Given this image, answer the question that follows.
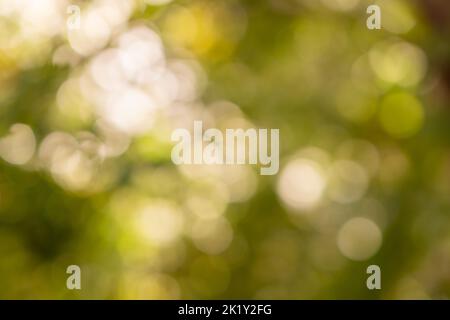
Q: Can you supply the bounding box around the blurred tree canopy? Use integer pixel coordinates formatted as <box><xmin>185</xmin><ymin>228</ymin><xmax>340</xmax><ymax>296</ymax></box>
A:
<box><xmin>0</xmin><ymin>0</ymin><xmax>449</xmax><ymax>299</ymax></box>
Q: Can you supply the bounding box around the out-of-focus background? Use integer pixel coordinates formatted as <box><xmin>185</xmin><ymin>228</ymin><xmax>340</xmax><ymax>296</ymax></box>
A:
<box><xmin>0</xmin><ymin>0</ymin><xmax>449</xmax><ymax>299</ymax></box>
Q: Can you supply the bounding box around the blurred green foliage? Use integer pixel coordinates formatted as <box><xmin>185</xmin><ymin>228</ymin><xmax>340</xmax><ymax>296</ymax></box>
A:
<box><xmin>0</xmin><ymin>0</ymin><xmax>449</xmax><ymax>299</ymax></box>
